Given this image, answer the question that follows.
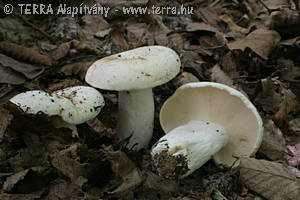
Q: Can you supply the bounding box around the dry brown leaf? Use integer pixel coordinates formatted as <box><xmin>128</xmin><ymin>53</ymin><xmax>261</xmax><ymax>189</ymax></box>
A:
<box><xmin>0</xmin><ymin>192</ymin><xmax>43</xmax><ymax>200</ymax></box>
<box><xmin>255</xmin><ymin>78</ymin><xmax>297</xmax><ymax>121</ymax></box>
<box><xmin>228</xmin><ymin>28</ymin><xmax>281</xmax><ymax>60</ymax></box>
<box><xmin>173</xmin><ymin>72</ymin><xmax>199</xmax><ymax>87</ymax></box>
<box><xmin>259</xmin><ymin>119</ymin><xmax>286</xmax><ymax>160</ymax></box>
<box><xmin>105</xmin><ymin>148</ymin><xmax>143</xmax><ymax>195</ymax></box>
<box><xmin>51</xmin><ymin>144</ymin><xmax>88</xmax><ymax>187</ymax></box>
<box><xmin>86</xmin><ymin>117</ymin><xmax>116</xmax><ymax>137</ymax></box>
<box><xmin>276</xmin><ymin>58</ymin><xmax>300</xmax><ymax>81</ymax></box>
<box><xmin>44</xmin><ymin>179</ymin><xmax>83</xmax><ymax>200</ymax></box>
<box><xmin>0</xmin><ymin>106</ymin><xmax>13</xmax><ymax>139</ymax></box>
<box><xmin>239</xmin><ymin>157</ymin><xmax>300</xmax><ymax>200</ymax></box>
<box><xmin>267</xmin><ymin>8</ymin><xmax>300</xmax><ymax>35</ymax></box>
<box><xmin>111</xmin><ymin>22</ymin><xmax>130</xmax><ymax>50</ymax></box>
<box><xmin>60</xmin><ymin>61</ymin><xmax>93</xmax><ymax>80</ymax></box>
<box><xmin>52</xmin><ymin>41</ymin><xmax>72</xmax><ymax>61</ymax></box>
<box><xmin>288</xmin><ymin>166</ymin><xmax>300</xmax><ymax>178</ymax></box>
<box><xmin>3</xmin><ymin>167</ymin><xmax>51</xmax><ymax>193</ymax></box>
<box><xmin>0</xmin><ymin>42</ymin><xmax>56</xmax><ymax>66</ymax></box>
<box><xmin>264</xmin><ymin>0</ymin><xmax>290</xmax><ymax>10</ymax></box>
<box><xmin>0</xmin><ymin>66</ymin><xmax>26</xmax><ymax>85</ymax></box>
<box><xmin>80</xmin><ymin>14</ymin><xmax>110</xmax><ymax>37</ymax></box>
<box><xmin>211</xmin><ymin>64</ymin><xmax>234</xmax><ymax>87</ymax></box>
<box><xmin>125</xmin><ymin>22</ymin><xmax>154</xmax><ymax>47</ymax></box>
<box><xmin>280</xmin><ymin>36</ymin><xmax>300</xmax><ymax>46</ymax></box>
<box><xmin>219</xmin><ymin>14</ymin><xmax>248</xmax><ymax>33</ymax></box>
<box><xmin>194</xmin><ymin>7</ymin><xmax>222</xmax><ymax>31</ymax></box>
<box><xmin>0</xmin><ymin>54</ymin><xmax>44</xmax><ymax>79</ymax></box>
<box><xmin>273</xmin><ymin>87</ymin><xmax>298</xmax><ymax>124</ymax></box>
<box><xmin>3</xmin><ymin>169</ymin><xmax>29</xmax><ymax>192</ymax></box>
<box><xmin>285</xmin><ymin>143</ymin><xmax>300</xmax><ymax>167</ymax></box>
<box><xmin>185</xmin><ymin>22</ymin><xmax>219</xmax><ymax>33</ymax></box>
<box><xmin>288</xmin><ymin>118</ymin><xmax>300</xmax><ymax>135</ymax></box>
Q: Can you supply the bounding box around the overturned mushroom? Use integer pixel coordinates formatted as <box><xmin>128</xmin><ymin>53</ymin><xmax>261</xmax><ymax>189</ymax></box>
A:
<box><xmin>85</xmin><ymin>46</ymin><xmax>181</xmax><ymax>150</ymax></box>
<box><xmin>151</xmin><ymin>82</ymin><xmax>263</xmax><ymax>179</ymax></box>
<box><xmin>9</xmin><ymin>86</ymin><xmax>105</xmax><ymax>137</ymax></box>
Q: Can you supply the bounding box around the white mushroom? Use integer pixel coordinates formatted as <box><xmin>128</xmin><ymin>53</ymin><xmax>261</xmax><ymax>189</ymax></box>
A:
<box><xmin>9</xmin><ymin>86</ymin><xmax>105</xmax><ymax>137</ymax></box>
<box><xmin>85</xmin><ymin>46</ymin><xmax>181</xmax><ymax>150</ymax></box>
<box><xmin>151</xmin><ymin>82</ymin><xmax>263</xmax><ymax>178</ymax></box>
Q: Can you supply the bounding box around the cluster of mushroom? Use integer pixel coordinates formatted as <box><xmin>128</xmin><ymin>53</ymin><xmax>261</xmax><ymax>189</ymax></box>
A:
<box><xmin>8</xmin><ymin>45</ymin><xmax>264</xmax><ymax>179</ymax></box>
<box><xmin>9</xmin><ymin>86</ymin><xmax>105</xmax><ymax>137</ymax></box>
<box><xmin>84</xmin><ymin>46</ymin><xmax>263</xmax><ymax>179</ymax></box>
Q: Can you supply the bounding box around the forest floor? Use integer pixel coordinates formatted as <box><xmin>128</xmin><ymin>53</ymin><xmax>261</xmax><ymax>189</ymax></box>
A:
<box><xmin>0</xmin><ymin>0</ymin><xmax>300</xmax><ymax>199</ymax></box>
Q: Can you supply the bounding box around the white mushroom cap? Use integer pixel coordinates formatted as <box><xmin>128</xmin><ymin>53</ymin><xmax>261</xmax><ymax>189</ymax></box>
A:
<box><xmin>85</xmin><ymin>46</ymin><xmax>181</xmax><ymax>91</ymax></box>
<box><xmin>9</xmin><ymin>86</ymin><xmax>104</xmax><ymax>125</ymax></box>
<box><xmin>9</xmin><ymin>90</ymin><xmax>60</xmax><ymax>116</ymax></box>
<box><xmin>160</xmin><ymin>82</ymin><xmax>263</xmax><ymax>167</ymax></box>
<box><xmin>151</xmin><ymin>120</ymin><xmax>228</xmax><ymax>178</ymax></box>
<box><xmin>54</xmin><ymin>86</ymin><xmax>104</xmax><ymax>124</ymax></box>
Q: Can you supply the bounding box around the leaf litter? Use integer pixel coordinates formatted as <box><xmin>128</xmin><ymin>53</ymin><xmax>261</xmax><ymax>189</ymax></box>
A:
<box><xmin>1</xmin><ymin>0</ymin><xmax>300</xmax><ymax>199</ymax></box>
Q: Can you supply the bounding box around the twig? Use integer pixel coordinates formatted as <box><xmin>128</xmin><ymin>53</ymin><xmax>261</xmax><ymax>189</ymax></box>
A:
<box><xmin>257</xmin><ymin>0</ymin><xmax>272</xmax><ymax>14</ymax></box>
<box><xmin>16</xmin><ymin>14</ymin><xmax>55</xmax><ymax>43</ymax></box>
<box><xmin>0</xmin><ymin>1</ymin><xmax>55</xmax><ymax>43</ymax></box>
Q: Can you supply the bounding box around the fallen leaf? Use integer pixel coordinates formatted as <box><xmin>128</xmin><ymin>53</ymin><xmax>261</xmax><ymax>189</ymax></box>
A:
<box><xmin>0</xmin><ymin>192</ymin><xmax>43</xmax><ymax>200</ymax></box>
<box><xmin>173</xmin><ymin>72</ymin><xmax>199</xmax><ymax>87</ymax></box>
<box><xmin>280</xmin><ymin>36</ymin><xmax>300</xmax><ymax>47</ymax></box>
<box><xmin>239</xmin><ymin>157</ymin><xmax>300</xmax><ymax>200</ymax></box>
<box><xmin>259</xmin><ymin>119</ymin><xmax>286</xmax><ymax>160</ymax></box>
<box><xmin>255</xmin><ymin>78</ymin><xmax>297</xmax><ymax>120</ymax></box>
<box><xmin>181</xmin><ymin>51</ymin><xmax>211</xmax><ymax>80</ymax></box>
<box><xmin>211</xmin><ymin>64</ymin><xmax>247</xmax><ymax>97</ymax></box>
<box><xmin>194</xmin><ymin>7</ymin><xmax>222</xmax><ymax>31</ymax></box>
<box><xmin>3</xmin><ymin>167</ymin><xmax>52</xmax><ymax>193</ymax></box>
<box><xmin>0</xmin><ymin>66</ymin><xmax>25</xmax><ymax>85</ymax></box>
<box><xmin>0</xmin><ymin>16</ymin><xmax>38</xmax><ymax>43</ymax></box>
<box><xmin>285</xmin><ymin>143</ymin><xmax>300</xmax><ymax>167</ymax></box>
<box><xmin>273</xmin><ymin>86</ymin><xmax>298</xmax><ymax>125</ymax></box>
<box><xmin>3</xmin><ymin>169</ymin><xmax>29</xmax><ymax>192</ymax></box>
<box><xmin>52</xmin><ymin>41</ymin><xmax>72</xmax><ymax>61</ymax></box>
<box><xmin>211</xmin><ymin>64</ymin><xmax>234</xmax><ymax>87</ymax></box>
<box><xmin>0</xmin><ymin>106</ymin><xmax>13</xmax><ymax>139</ymax></box>
<box><xmin>104</xmin><ymin>148</ymin><xmax>143</xmax><ymax>195</ymax></box>
<box><xmin>111</xmin><ymin>22</ymin><xmax>130</xmax><ymax>50</ymax></box>
<box><xmin>44</xmin><ymin>179</ymin><xmax>84</xmax><ymax>200</ymax></box>
<box><xmin>86</xmin><ymin>117</ymin><xmax>116</xmax><ymax>137</ymax></box>
<box><xmin>276</xmin><ymin>58</ymin><xmax>300</xmax><ymax>81</ymax></box>
<box><xmin>288</xmin><ymin>118</ymin><xmax>300</xmax><ymax>135</ymax></box>
<box><xmin>50</xmin><ymin>16</ymin><xmax>78</xmax><ymax>40</ymax></box>
<box><xmin>80</xmin><ymin>14</ymin><xmax>110</xmax><ymax>37</ymax></box>
<box><xmin>51</xmin><ymin>144</ymin><xmax>88</xmax><ymax>187</ymax></box>
<box><xmin>228</xmin><ymin>28</ymin><xmax>281</xmax><ymax>60</ymax></box>
<box><xmin>267</xmin><ymin>8</ymin><xmax>300</xmax><ymax>35</ymax></box>
<box><xmin>125</xmin><ymin>22</ymin><xmax>154</xmax><ymax>47</ymax></box>
<box><xmin>185</xmin><ymin>22</ymin><xmax>220</xmax><ymax>33</ymax></box>
<box><xmin>264</xmin><ymin>0</ymin><xmax>290</xmax><ymax>10</ymax></box>
<box><xmin>0</xmin><ymin>54</ymin><xmax>44</xmax><ymax>79</ymax></box>
<box><xmin>288</xmin><ymin>166</ymin><xmax>300</xmax><ymax>179</ymax></box>
<box><xmin>60</xmin><ymin>61</ymin><xmax>93</xmax><ymax>80</ymax></box>
<box><xmin>0</xmin><ymin>42</ymin><xmax>55</xmax><ymax>67</ymax></box>
<box><xmin>219</xmin><ymin>14</ymin><xmax>248</xmax><ymax>33</ymax></box>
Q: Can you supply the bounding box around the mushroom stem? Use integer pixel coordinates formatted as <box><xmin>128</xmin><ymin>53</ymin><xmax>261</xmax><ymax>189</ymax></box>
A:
<box><xmin>151</xmin><ymin>120</ymin><xmax>228</xmax><ymax>179</ymax></box>
<box><xmin>52</xmin><ymin>117</ymin><xmax>79</xmax><ymax>138</ymax></box>
<box><xmin>118</xmin><ymin>88</ymin><xmax>154</xmax><ymax>150</ymax></box>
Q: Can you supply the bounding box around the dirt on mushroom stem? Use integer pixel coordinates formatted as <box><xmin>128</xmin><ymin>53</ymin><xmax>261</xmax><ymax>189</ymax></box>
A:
<box><xmin>152</xmin><ymin>148</ymin><xmax>189</xmax><ymax>180</ymax></box>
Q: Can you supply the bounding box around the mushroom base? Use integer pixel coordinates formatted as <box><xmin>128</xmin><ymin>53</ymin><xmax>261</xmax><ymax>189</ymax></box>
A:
<box><xmin>118</xmin><ymin>89</ymin><xmax>154</xmax><ymax>150</ymax></box>
<box><xmin>151</xmin><ymin>120</ymin><xmax>228</xmax><ymax>179</ymax></box>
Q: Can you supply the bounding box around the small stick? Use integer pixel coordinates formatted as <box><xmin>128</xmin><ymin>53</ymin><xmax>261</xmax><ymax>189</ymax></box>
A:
<box><xmin>0</xmin><ymin>1</ymin><xmax>55</xmax><ymax>43</ymax></box>
<box><xmin>257</xmin><ymin>0</ymin><xmax>272</xmax><ymax>14</ymax></box>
